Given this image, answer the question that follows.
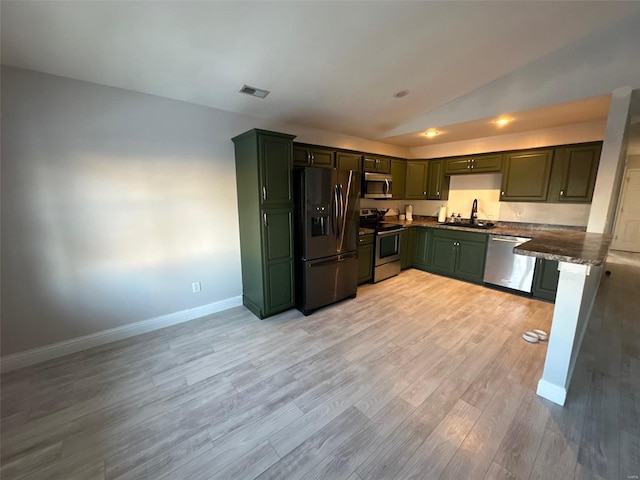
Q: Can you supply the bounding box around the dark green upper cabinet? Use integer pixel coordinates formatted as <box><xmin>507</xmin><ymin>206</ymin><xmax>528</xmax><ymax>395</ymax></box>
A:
<box><xmin>548</xmin><ymin>142</ymin><xmax>601</xmax><ymax>203</ymax></box>
<box><xmin>391</xmin><ymin>159</ymin><xmax>407</xmax><ymax>199</ymax></box>
<box><xmin>336</xmin><ymin>151</ymin><xmax>362</xmax><ymax>172</ymax></box>
<box><xmin>500</xmin><ymin>149</ymin><xmax>554</xmax><ymax>202</ymax></box>
<box><xmin>444</xmin><ymin>153</ymin><xmax>502</xmax><ymax>174</ymax></box>
<box><xmin>363</xmin><ymin>156</ymin><xmax>391</xmax><ymax>174</ymax></box>
<box><xmin>261</xmin><ymin>135</ymin><xmax>295</xmax><ymax>206</ymax></box>
<box><xmin>426</xmin><ymin>160</ymin><xmax>449</xmax><ymax>200</ymax></box>
<box><xmin>293</xmin><ymin>144</ymin><xmax>334</xmax><ymax>168</ymax></box>
<box><xmin>405</xmin><ymin>161</ymin><xmax>428</xmax><ymax>199</ymax></box>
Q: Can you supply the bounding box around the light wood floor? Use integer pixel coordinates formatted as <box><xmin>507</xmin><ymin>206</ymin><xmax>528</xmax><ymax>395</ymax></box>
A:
<box><xmin>1</xmin><ymin>254</ymin><xmax>638</xmax><ymax>480</ymax></box>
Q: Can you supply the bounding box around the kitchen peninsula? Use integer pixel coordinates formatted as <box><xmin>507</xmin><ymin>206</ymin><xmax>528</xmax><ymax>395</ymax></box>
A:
<box><xmin>369</xmin><ymin>216</ymin><xmax>612</xmax><ymax>405</ymax></box>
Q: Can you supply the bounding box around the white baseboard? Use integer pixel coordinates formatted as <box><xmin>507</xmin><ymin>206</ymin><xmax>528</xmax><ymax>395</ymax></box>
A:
<box><xmin>0</xmin><ymin>296</ymin><xmax>242</xmax><ymax>373</ymax></box>
<box><xmin>536</xmin><ymin>379</ymin><xmax>567</xmax><ymax>406</ymax></box>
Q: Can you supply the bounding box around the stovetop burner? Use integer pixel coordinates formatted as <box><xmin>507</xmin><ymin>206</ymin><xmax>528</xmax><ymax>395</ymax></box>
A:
<box><xmin>360</xmin><ymin>210</ymin><xmax>402</xmax><ymax>232</ymax></box>
<box><xmin>376</xmin><ymin>222</ymin><xmax>403</xmax><ymax>232</ymax></box>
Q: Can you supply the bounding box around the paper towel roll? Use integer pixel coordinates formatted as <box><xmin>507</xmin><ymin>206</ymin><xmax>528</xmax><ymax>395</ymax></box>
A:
<box><xmin>438</xmin><ymin>205</ymin><xmax>447</xmax><ymax>223</ymax></box>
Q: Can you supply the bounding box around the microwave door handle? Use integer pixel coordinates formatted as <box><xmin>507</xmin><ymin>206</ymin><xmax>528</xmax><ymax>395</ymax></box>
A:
<box><xmin>383</xmin><ymin>179</ymin><xmax>389</xmax><ymax>195</ymax></box>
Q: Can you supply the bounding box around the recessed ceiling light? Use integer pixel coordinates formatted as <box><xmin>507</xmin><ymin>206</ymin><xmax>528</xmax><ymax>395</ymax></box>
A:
<box><xmin>424</xmin><ymin>130</ymin><xmax>439</xmax><ymax>138</ymax></box>
<box><xmin>239</xmin><ymin>84</ymin><xmax>270</xmax><ymax>99</ymax></box>
<box><xmin>493</xmin><ymin>117</ymin><xmax>512</xmax><ymax>126</ymax></box>
<box><xmin>393</xmin><ymin>90</ymin><xmax>410</xmax><ymax>98</ymax></box>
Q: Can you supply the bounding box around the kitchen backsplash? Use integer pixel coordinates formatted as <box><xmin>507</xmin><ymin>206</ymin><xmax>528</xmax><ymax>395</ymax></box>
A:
<box><xmin>360</xmin><ymin>172</ymin><xmax>591</xmax><ymax>226</ymax></box>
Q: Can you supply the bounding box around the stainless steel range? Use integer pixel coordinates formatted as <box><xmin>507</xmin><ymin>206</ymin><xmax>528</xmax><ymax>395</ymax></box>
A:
<box><xmin>360</xmin><ymin>209</ymin><xmax>403</xmax><ymax>283</ymax></box>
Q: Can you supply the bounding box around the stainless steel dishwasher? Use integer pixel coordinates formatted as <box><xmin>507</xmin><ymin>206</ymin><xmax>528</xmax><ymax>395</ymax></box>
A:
<box><xmin>483</xmin><ymin>235</ymin><xmax>535</xmax><ymax>293</ymax></box>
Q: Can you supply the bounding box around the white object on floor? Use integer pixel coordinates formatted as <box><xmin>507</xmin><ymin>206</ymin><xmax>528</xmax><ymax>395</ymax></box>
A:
<box><xmin>523</xmin><ymin>331</ymin><xmax>540</xmax><ymax>343</ymax></box>
<box><xmin>533</xmin><ymin>329</ymin><xmax>548</xmax><ymax>341</ymax></box>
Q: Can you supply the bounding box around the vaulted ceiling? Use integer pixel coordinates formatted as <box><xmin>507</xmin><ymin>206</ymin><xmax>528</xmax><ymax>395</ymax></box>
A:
<box><xmin>2</xmin><ymin>1</ymin><xmax>639</xmax><ymax>146</ymax></box>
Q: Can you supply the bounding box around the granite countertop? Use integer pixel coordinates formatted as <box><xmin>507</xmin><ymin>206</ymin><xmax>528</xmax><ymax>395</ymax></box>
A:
<box><xmin>359</xmin><ymin>227</ymin><xmax>375</xmax><ymax>235</ymax></box>
<box><xmin>360</xmin><ymin>215</ymin><xmax>612</xmax><ymax>266</ymax></box>
<box><xmin>512</xmin><ymin>231</ymin><xmax>612</xmax><ymax>266</ymax></box>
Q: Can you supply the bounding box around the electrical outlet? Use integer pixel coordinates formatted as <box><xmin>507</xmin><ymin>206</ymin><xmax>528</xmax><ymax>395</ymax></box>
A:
<box><xmin>192</xmin><ymin>282</ymin><xmax>201</xmax><ymax>293</ymax></box>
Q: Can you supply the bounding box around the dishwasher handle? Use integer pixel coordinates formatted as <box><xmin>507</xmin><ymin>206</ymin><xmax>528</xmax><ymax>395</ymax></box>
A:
<box><xmin>490</xmin><ymin>235</ymin><xmax>531</xmax><ymax>245</ymax></box>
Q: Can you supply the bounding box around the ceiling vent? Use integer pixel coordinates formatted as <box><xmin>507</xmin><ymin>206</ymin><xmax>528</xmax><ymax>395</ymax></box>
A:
<box><xmin>239</xmin><ymin>85</ymin><xmax>270</xmax><ymax>99</ymax></box>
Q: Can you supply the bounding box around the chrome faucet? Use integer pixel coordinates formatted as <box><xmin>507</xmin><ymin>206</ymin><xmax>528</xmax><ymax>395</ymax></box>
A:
<box><xmin>470</xmin><ymin>198</ymin><xmax>478</xmax><ymax>224</ymax></box>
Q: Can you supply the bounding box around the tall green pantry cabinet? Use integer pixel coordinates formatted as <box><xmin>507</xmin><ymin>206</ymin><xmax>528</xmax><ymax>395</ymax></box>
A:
<box><xmin>232</xmin><ymin>129</ymin><xmax>296</xmax><ymax>319</ymax></box>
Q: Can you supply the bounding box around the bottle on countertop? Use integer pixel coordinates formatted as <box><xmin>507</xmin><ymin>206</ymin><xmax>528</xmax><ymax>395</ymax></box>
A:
<box><xmin>405</xmin><ymin>204</ymin><xmax>413</xmax><ymax>221</ymax></box>
<box><xmin>450</xmin><ymin>213</ymin><xmax>456</xmax><ymax>223</ymax></box>
<box><xmin>456</xmin><ymin>213</ymin><xmax>462</xmax><ymax>223</ymax></box>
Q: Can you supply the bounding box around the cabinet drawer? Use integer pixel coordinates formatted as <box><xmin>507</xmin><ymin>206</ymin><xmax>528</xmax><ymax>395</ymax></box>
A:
<box><xmin>359</xmin><ymin>233</ymin><xmax>374</xmax><ymax>246</ymax></box>
<box><xmin>432</xmin><ymin>228</ymin><xmax>488</xmax><ymax>244</ymax></box>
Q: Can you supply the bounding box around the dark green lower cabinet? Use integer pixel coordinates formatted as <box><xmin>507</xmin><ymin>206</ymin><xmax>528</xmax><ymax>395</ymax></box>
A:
<box><xmin>454</xmin><ymin>240</ymin><xmax>487</xmax><ymax>282</ymax></box>
<box><xmin>413</xmin><ymin>228</ymin><xmax>430</xmax><ymax>270</ymax></box>
<box><xmin>400</xmin><ymin>229</ymin><xmax>408</xmax><ymax>269</ymax></box>
<box><xmin>265</xmin><ymin>260</ymin><xmax>295</xmax><ymax>313</ymax></box>
<box><xmin>532</xmin><ymin>258</ymin><xmax>560</xmax><ymax>302</ymax></box>
<box><xmin>428</xmin><ymin>230</ymin><xmax>487</xmax><ymax>283</ymax></box>
<box><xmin>428</xmin><ymin>236</ymin><xmax>457</xmax><ymax>275</ymax></box>
<box><xmin>358</xmin><ymin>234</ymin><xmax>374</xmax><ymax>284</ymax></box>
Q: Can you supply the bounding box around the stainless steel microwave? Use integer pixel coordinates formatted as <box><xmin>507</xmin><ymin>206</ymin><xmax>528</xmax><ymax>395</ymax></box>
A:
<box><xmin>363</xmin><ymin>172</ymin><xmax>393</xmax><ymax>199</ymax></box>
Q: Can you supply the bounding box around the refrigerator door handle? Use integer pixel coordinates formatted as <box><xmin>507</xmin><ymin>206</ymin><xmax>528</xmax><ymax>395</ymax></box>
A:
<box><xmin>333</xmin><ymin>184</ymin><xmax>340</xmax><ymax>240</ymax></box>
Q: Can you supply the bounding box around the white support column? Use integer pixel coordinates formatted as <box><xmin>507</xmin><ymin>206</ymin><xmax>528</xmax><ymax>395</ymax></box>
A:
<box><xmin>536</xmin><ymin>261</ymin><xmax>602</xmax><ymax>405</ymax></box>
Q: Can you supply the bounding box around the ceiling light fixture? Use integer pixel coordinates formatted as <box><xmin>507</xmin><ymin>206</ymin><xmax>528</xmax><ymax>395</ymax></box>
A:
<box><xmin>424</xmin><ymin>130</ymin><xmax>439</xmax><ymax>138</ymax></box>
<box><xmin>493</xmin><ymin>117</ymin><xmax>511</xmax><ymax>126</ymax></box>
<box><xmin>393</xmin><ymin>90</ymin><xmax>410</xmax><ymax>98</ymax></box>
<box><xmin>239</xmin><ymin>84</ymin><xmax>270</xmax><ymax>99</ymax></box>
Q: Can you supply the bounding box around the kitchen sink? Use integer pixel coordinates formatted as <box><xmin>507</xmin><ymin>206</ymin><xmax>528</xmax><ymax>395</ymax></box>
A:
<box><xmin>445</xmin><ymin>222</ymin><xmax>495</xmax><ymax>229</ymax></box>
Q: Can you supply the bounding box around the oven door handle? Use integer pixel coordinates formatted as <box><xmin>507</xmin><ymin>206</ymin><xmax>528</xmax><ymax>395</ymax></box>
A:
<box><xmin>377</xmin><ymin>228</ymin><xmax>404</xmax><ymax>236</ymax></box>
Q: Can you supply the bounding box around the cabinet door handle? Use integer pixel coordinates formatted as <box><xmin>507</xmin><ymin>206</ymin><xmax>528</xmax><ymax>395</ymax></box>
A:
<box><xmin>470</xmin><ymin>165</ymin><xmax>474</xmax><ymax>169</ymax></box>
<box><xmin>262</xmin><ymin>187</ymin><xmax>267</xmax><ymax>201</ymax></box>
<box><xmin>423</xmin><ymin>191</ymin><xmax>426</xmax><ymax>195</ymax></box>
<box><xmin>311</xmin><ymin>153</ymin><xmax>315</xmax><ymax>163</ymax></box>
<box><xmin>263</xmin><ymin>213</ymin><xmax>268</xmax><ymax>227</ymax></box>
<box><xmin>560</xmin><ymin>190</ymin><xmax>564</xmax><ymax>196</ymax></box>
<box><xmin>436</xmin><ymin>191</ymin><xmax>439</xmax><ymax>196</ymax></box>
<box><xmin>501</xmin><ymin>191</ymin><xmax>505</xmax><ymax>196</ymax></box>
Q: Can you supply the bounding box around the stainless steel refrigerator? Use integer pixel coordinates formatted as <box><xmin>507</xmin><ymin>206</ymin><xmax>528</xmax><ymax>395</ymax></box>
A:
<box><xmin>293</xmin><ymin>167</ymin><xmax>360</xmax><ymax>315</ymax></box>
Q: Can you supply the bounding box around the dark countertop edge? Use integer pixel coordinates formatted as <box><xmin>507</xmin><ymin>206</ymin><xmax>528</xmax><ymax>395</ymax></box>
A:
<box><xmin>359</xmin><ymin>216</ymin><xmax>611</xmax><ymax>266</ymax></box>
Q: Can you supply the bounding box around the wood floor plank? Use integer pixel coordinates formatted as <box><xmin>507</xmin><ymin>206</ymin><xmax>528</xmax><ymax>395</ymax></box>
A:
<box><xmin>438</xmin><ymin>379</ymin><xmax>527</xmax><ymax>480</ymax></box>
<box><xmin>355</xmin><ymin>377</ymin><xmax>471</xmax><ymax>480</ymax></box>
<box><xmin>208</xmin><ymin>441</ymin><xmax>280</xmax><ymax>480</ymax></box>
<box><xmin>577</xmin><ymin>371</ymin><xmax>621</xmax><ymax>480</ymax></box>
<box><xmin>483</xmin><ymin>462</ymin><xmax>520</xmax><ymax>480</ymax></box>
<box><xmin>300</xmin><ymin>397</ymin><xmax>414</xmax><ymax>480</ymax></box>
<box><xmin>492</xmin><ymin>394</ymin><xmax>552</xmax><ymax>479</ymax></box>
<box><xmin>256</xmin><ymin>406</ymin><xmax>369</xmax><ymax>480</ymax></box>
<box><xmin>393</xmin><ymin>399</ymin><xmax>481</xmax><ymax>480</ymax></box>
<box><xmin>529</xmin><ymin>428</ymin><xmax>578</xmax><ymax>480</ymax></box>
<box><xmin>106</xmin><ymin>429</ymin><xmax>212</xmax><ymax>480</ymax></box>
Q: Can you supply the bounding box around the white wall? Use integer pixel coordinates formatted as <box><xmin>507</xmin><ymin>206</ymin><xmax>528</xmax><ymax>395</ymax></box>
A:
<box><xmin>0</xmin><ymin>66</ymin><xmax>409</xmax><ymax>356</ymax></box>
